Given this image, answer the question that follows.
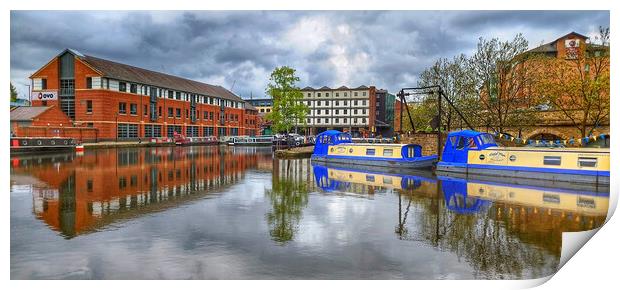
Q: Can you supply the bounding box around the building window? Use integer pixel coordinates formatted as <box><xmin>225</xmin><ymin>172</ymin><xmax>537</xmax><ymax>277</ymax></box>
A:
<box><xmin>118</xmin><ymin>102</ymin><xmax>127</xmax><ymax>114</ymax></box>
<box><xmin>354</xmin><ymin>100</ymin><xmax>359</xmax><ymax>106</ymax></box>
<box><xmin>176</xmin><ymin>108</ymin><xmax>181</xmax><ymax>118</ymax></box>
<box><xmin>344</xmin><ymin>109</ymin><xmax>348</xmax><ymax>114</ymax></box>
<box><xmin>362</xmin><ymin>100</ymin><xmax>366</xmax><ymax>106</ymax></box>
<box><xmin>86</xmin><ymin>77</ymin><xmax>92</xmax><ymax>89</ymax></box>
<box><xmin>168</xmin><ymin>107</ymin><xmax>174</xmax><ymax>117</ymax></box>
<box><xmin>362</xmin><ymin>118</ymin><xmax>366</xmax><ymax>123</ymax></box>
<box><xmin>344</xmin><ymin>101</ymin><xmax>348</xmax><ymax>106</ymax></box>
<box><xmin>176</xmin><ymin>92</ymin><xmax>181</xmax><ymax>100</ymax></box>
<box><xmin>335</xmin><ymin>119</ymin><xmax>339</xmax><ymax>124</ymax></box>
<box><xmin>119</xmin><ymin>82</ymin><xmax>127</xmax><ymax>92</ymax></box>
<box><xmin>344</xmin><ymin>92</ymin><xmax>347</xmax><ymax>97</ymax></box>
<box><xmin>86</xmin><ymin>100</ymin><xmax>93</xmax><ymax>113</ymax></box>
<box><xmin>144</xmin><ymin>105</ymin><xmax>148</xmax><ymax>116</ymax></box>
<box><xmin>354</xmin><ymin>118</ymin><xmax>358</xmax><ymax>124</ymax></box>
<box><xmin>362</xmin><ymin>109</ymin><xmax>366</xmax><ymax>114</ymax></box>
<box><xmin>335</xmin><ymin>100</ymin><xmax>339</xmax><ymax>106</ymax></box>
<box><xmin>117</xmin><ymin>123</ymin><xmax>138</xmax><ymax>139</ymax></box>
<box><xmin>363</xmin><ymin>92</ymin><xmax>367</xmax><ymax>96</ymax></box>
<box><xmin>204</xmin><ymin>111</ymin><xmax>208</xmax><ymax>119</ymax></box>
<box><xmin>335</xmin><ymin>109</ymin><xmax>339</xmax><ymax>115</ymax></box>
<box><xmin>326</xmin><ymin>101</ymin><xmax>330</xmax><ymax>106</ymax></box>
<box><xmin>354</xmin><ymin>92</ymin><xmax>358</xmax><ymax>97</ymax></box>
<box><xmin>158</xmin><ymin>106</ymin><xmax>162</xmax><ymax>117</ymax></box>
<box><xmin>210</xmin><ymin>112</ymin><xmax>214</xmax><ymax>120</ymax></box>
<box><xmin>317</xmin><ymin>119</ymin><xmax>321</xmax><ymax>124</ymax></box>
<box><xmin>130</xmin><ymin>103</ymin><xmax>137</xmax><ymax>115</ymax></box>
<box><xmin>130</xmin><ymin>84</ymin><xmax>138</xmax><ymax>94</ymax></box>
<box><xmin>186</xmin><ymin>109</ymin><xmax>189</xmax><ymax>118</ymax></box>
<box><xmin>354</xmin><ymin>109</ymin><xmax>358</xmax><ymax>114</ymax></box>
<box><xmin>41</xmin><ymin>79</ymin><xmax>47</xmax><ymax>90</ymax></box>
<box><xmin>326</xmin><ymin>93</ymin><xmax>329</xmax><ymax>97</ymax></box>
<box><xmin>324</xmin><ymin>118</ymin><xmax>328</xmax><ymax>123</ymax></box>
<box><xmin>318</xmin><ymin>100</ymin><xmax>322</xmax><ymax>106</ymax></box>
<box><xmin>336</xmin><ymin>93</ymin><xmax>339</xmax><ymax>97</ymax></box>
<box><xmin>144</xmin><ymin>125</ymin><xmax>162</xmax><ymax>138</ymax></box>
<box><xmin>343</xmin><ymin>118</ymin><xmax>348</xmax><ymax>123</ymax></box>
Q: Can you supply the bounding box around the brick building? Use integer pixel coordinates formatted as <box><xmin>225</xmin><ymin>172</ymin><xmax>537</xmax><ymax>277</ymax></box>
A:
<box><xmin>24</xmin><ymin>48</ymin><xmax>259</xmax><ymax>141</ymax></box>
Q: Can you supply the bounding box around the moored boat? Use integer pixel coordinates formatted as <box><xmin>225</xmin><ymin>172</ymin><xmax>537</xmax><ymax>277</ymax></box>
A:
<box><xmin>174</xmin><ymin>133</ymin><xmax>219</xmax><ymax>146</ymax></box>
<box><xmin>436</xmin><ymin>130</ymin><xmax>610</xmax><ymax>185</ymax></box>
<box><xmin>311</xmin><ymin>130</ymin><xmax>437</xmax><ymax>169</ymax></box>
<box><xmin>227</xmin><ymin>136</ymin><xmax>274</xmax><ymax>146</ymax></box>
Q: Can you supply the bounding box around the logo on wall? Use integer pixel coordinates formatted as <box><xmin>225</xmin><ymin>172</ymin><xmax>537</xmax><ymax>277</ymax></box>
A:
<box><xmin>31</xmin><ymin>91</ymin><xmax>58</xmax><ymax>101</ymax></box>
<box><xmin>565</xmin><ymin>38</ymin><xmax>581</xmax><ymax>59</ymax></box>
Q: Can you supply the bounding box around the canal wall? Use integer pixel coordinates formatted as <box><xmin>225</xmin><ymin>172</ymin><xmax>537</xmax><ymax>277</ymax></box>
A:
<box><xmin>400</xmin><ymin>133</ymin><xmax>440</xmax><ymax>156</ymax></box>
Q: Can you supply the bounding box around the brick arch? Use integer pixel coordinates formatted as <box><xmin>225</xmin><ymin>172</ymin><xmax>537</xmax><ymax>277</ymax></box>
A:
<box><xmin>523</xmin><ymin>128</ymin><xmax>569</xmax><ymax>140</ymax></box>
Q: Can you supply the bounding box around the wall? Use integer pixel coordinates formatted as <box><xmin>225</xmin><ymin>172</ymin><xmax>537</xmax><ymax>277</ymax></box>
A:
<box><xmin>400</xmin><ymin>132</ymin><xmax>440</xmax><ymax>156</ymax></box>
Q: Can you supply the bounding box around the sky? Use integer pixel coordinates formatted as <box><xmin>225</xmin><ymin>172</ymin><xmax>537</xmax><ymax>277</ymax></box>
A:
<box><xmin>10</xmin><ymin>10</ymin><xmax>609</xmax><ymax>100</ymax></box>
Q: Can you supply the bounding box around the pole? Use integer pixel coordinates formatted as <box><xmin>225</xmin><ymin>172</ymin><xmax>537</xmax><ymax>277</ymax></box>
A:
<box><xmin>398</xmin><ymin>89</ymin><xmax>404</xmax><ymax>134</ymax></box>
<box><xmin>437</xmin><ymin>89</ymin><xmax>442</xmax><ymax>158</ymax></box>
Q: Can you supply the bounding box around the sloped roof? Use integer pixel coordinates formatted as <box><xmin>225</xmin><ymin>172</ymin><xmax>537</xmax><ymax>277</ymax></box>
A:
<box><xmin>301</xmin><ymin>85</ymin><xmax>371</xmax><ymax>91</ymax></box>
<box><xmin>527</xmin><ymin>31</ymin><xmax>590</xmax><ymax>54</ymax></box>
<box><xmin>10</xmin><ymin>106</ymin><xmax>51</xmax><ymax>121</ymax></box>
<box><xmin>319</xmin><ymin>86</ymin><xmax>331</xmax><ymax>90</ymax></box>
<box><xmin>44</xmin><ymin>49</ymin><xmax>243</xmax><ymax>102</ymax></box>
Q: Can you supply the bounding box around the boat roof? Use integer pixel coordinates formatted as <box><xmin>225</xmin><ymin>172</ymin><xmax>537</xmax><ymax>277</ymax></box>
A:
<box><xmin>447</xmin><ymin>130</ymin><xmax>489</xmax><ymax>138</ymax></box>
<box><xmin>317</xmin><ymin>130</ymin><xmax>348</xmax><ymax>137</ymax></box>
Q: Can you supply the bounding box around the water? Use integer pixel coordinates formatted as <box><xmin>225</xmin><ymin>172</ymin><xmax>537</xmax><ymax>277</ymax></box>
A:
<box><xmin>10</xmin><ymin>146</ymin><xmax>609</xmax><ymax>279</ymax></box>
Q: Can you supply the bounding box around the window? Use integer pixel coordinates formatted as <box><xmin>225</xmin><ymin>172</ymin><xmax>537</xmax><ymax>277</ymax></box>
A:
<box><xmin>344</xmin><ymin>92</ymin><xmax>347</xmax><ymax>97</ymax></box>
<box><xmin>335</xmin><ymin>100</ymin><xmax>339</xmax><ymax>106</ymax></box>
<box><xmin>158</xmin><ymin>106</ymin><xmax>162</xmax><ymax>117</ymax></box>
<box><xmin>86</xmin><ymin>77</ymin><xmax>92</xmax><ymax>89</ymax></box>
<box><xmin>326</xmin><ymin>101</ymin><xmax>330</xmax><ymax>106</ymax></box>
<box><xmin>87</xmin><ymin>180</ymin><xmax>93</xmax><ymax>192</ymax></box>
<box><xmin>204</xmin><ymin>111</ymin><xmax>208</xmax><ymax>119</ymax></box>
<box><xmin>318</xmin><ymin>93</ymin><xmax>321</xmax><ymax>97</ymax></box>
<box><xmin>144</xmin><ymin>105</ymin><xmax>148</xmax><ymax>116</ymax></box>
<box><xmin>41</xmin><ymin>79</ymin><xmax>47</xmax><ymax>90</ymax></box>
<box><xmin>362</xmin><ymin>92</ymin><xmax>367</xmax><ymax>96</ymax></box>
<box><xmin>317</xmin><ymin>119</ymin><xmax>321</xmax><ymax>124</ymax></box>
<box><xmin>354</xmin><ymin>118</ymin><xmax>358</xmax><ymax>124</ymax></box>
<box><xmin>335</xmin><ymin>109</ymin><xmax>339</xmax><ymax>115</ymax></box>
<box><xmin>118</xmin><ymin>102</ymin><xmax>127</xmax><ymax>114</ymax></box>
<box><xmin>362</xmin><ymin>118</ymin><xmax>366</xmax><ymax>123</ymax></box>
<box><xmin>366</xmin><ymin>148</ymin><xmax>375</xmax><ymax>155</ymax></box>
<box><xmin>324</xmin><ymin>118</ymin><xmax>328</xmax><ymax>123</ymax></box>
<box><xmin>168</xmin><ymin>107</ymin><xmax>174</xmax><ymax>117</ymax></box>
<box><xmin>117</xmin><ymin>123</ymin><xmax>138</xmax><ymax>139</ymax></box>
<box><xmin>343</xmin><ymin>109</ymin><xmax>348</xmax><ymax>114</ymax></box>
<box><xmin>318</xmin><ymin>100</ymin><xmax>322</xmax><ymax>106</ymax></box>
<box><xmin>354</xmin><ymin>100</ymin><xmax>358</xmax><ymax>106</ymax></box>
<box><xmin>209</xmin><ymin>112</ymin><xmax>214</xmax><ymax>120</ymax></box>
<box><xmin>456</xmin><ymin>137</ymin><xmax>467</xmax><ymax>150</ymax></box>
<box><xmin>130</xmin><ymin>84</ymin><xmax>138</xmax><ymax>94</ymax></box>
<box><xmin>326</xmin><ymin>93</ymin><xmax>330</xmax><ymax>97</ymax></box>
<box><xmin>354</xmin><ymin>92</ymin><xmax>358</xmax><ymax>97</ymax></box>
<box><xmin>335</xmin><ymin>119</ymin><xmax>339</xmax><ymax>124</ymax></box>
<box><xmin>307</xmin><ymin>93</ymin><xmax>311</xmax><ymax>97</ymax></box>
<box><xmin>86</xmin><ymin>100</ymin><xmax>93</xmax><ymax>113</ymax></box>
<box><xmin>176</xmin><ymin>108</ymin><xmax>181</xmax><ymax>118</ymax></box>
<box><xmin>543</xmin><ymin>156</ymin><xmax>562</xmax><ymax>166</ymax></box>
<box><xmin>336</xmin><ymin>93</ymin><xmax>339</xmax><ymax>97</ymax></box>
<box><xmin>119</xmin><ymin>82</ymin><xmax>127</xmax><ymax>92</ymax></box>
<box><xmin>354</xmin><ymin>109</ymin><xmax>358</xmax><ymax>114</ymax></box>
<box><xmin>168</xmin><ymin>90</ymin><xmax>173</xmax><ymax>99</ymax></box>
<box><xmin>176</xmin><ymin>92</ymin><xmax>181</xmax><ymax>100</ymax></box>
<box><xmin>343</xmin><ymin>118</ymin><xmax>348</xmax><ymax>123</ymax></box>
<box><xmin>578</xmin><ymin>157</ymin><xmax>597</xmax><ymax>167</ymax></box>
<box><xmin>383</xmin><ymin>149</ymin><xmax>393</xmax><ymax>156</ymax></box>
<box><xmin>130</xmin><ymin>103</ymin><xmax>137</xmax><ymax>115</ymax></box>
<box><xmin>144</xmin><ymin>125</ymin><xmax>162</xmax><ymax>138</ymax></box>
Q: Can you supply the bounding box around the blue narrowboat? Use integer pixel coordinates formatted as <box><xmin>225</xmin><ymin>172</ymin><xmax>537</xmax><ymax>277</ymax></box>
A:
<box><xmin>436</xmin><ymin>130</ymin><xmax>610</xmax><ymax>185</ymax></box>
<box><xmin>311</xmin><ymin>130</ymin><xmax>437</xmax><ymax>169</ymax></box>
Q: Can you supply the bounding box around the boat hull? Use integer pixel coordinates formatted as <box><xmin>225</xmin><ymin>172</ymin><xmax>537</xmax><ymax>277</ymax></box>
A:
<box><xmin>312</xmin><ymin>155</ymin><xmax>437</xmax><ymax>169</ymax></box>
<box><xmin>436</xmin><ymin>162</ymin><xmax>609</xmax><ymax>186</ymax></box>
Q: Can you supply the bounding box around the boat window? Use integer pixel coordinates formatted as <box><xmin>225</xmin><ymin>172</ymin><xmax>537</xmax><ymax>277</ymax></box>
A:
<box><xmin>383</xmin><ymin>177</ymin><xmax>392</xmax><ymax>184</ymax></box>
<box><xmin>543</xmin><ymin>193</ymin><xmax>560</xmax><ymax>204</ymax></box>
<box><xmin>383</xmin><ymin>149</ymin><xmax>393</xmax><ymax>156</ymax></box>
<box><xmin>478</xmin><ymin>134</ymin><xmax>496</xmax><ymax>145</ymax></box>
<box><xmin>578</xmin><ymin>157</ymin><xmax>597</xmax><ymax>167</ymax></box>
<box><xmin>467</xmin><ymin>138</ymin><xmax>477</xmax><ymax>149</ymax></box>
<box><xmin>456</xmin><ymin>137</ymin><xmax>466</xmax><ymax>150</ymax></box>
<box><xmin>366</xmin><ymin>148</ymin><xmax>376</xmax><ymax>156</ymax></box>
<box><xmin>543</xmin><ymin>156</ymin><xmax>562</xmax><ymax>166</ymax></box>
<box><xmin>366</xmin><ymin>175</ymin><xmax>375</xmax><ymax>182</ymax></box>
<box><xmin>577</xmin><ymin>197</ymin><xmax>596</xmax><ymax>208</ymax></box>
<box><xmin>449</xmin><ymin>136</ymin><xmax>458</xmax><ymax>148</ymax></box>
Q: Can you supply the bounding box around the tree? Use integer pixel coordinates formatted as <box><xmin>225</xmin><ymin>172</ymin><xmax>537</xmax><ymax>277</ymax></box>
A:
<box><xmin>10</xmin><ymin>82</ymin><xmax>18</xmax><ymax>102</ymax></box>
<box><xmin>532</xmin><ymin>27</ymin><xmax>610</xmax><ymax>138</ymax></box>
<box><xmin>469</xmin><ymin>34</ymin><xmax>540</xmax><ymax>134</ymax></box>
<box><xmin>265</xmin><ymin>66</ymin><xmax>309</xmax><ymax>135</ymax></box>
<box><xmin>417</xmin><ymin>54</ymin><xmax>481</xmax><ymax>132</ymax></box>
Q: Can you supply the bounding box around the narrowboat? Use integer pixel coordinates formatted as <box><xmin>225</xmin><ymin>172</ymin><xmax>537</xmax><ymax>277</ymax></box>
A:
<box><xmin>10</xmin><ymin>137</ymin><xmax>76</xmax><ymax>154</ymax></box>
<box><xmin>173</xmin><ymin>133</ymin><xmax>219</xmax><ymax>146</ymax></box>
<box><xmin>436</xmin><ymin>130</ymin><xmax>610</xmax><ymax>185</ymax></box>
<box><xmin>227</xmin><ymin>136</ymin><xmax>274</xmax><ymax>146</ymax></box>
<box><xmin>311</xmin><ymin>130</ymin><xmax>437</xmax><ymax>169</ymax></box>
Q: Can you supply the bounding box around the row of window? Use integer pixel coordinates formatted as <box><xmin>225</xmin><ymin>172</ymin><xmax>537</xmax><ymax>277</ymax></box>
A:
<box><xmin>302</xmin><ymin>100</ymin><xmax>368</xmax><ymax>107</ymax></box>
<box><xmin>312</xmin><ymin>108</ymin><xmax>367</xmax><ymax>115</ymax></box>
<box><xmin>116</xmin><ymin>123</ymin><xmax>242</xmax><ymax>138</ymax></box>
<box><xmin>543</xmin><ymin>156</ymin><xmax>598</xmax><ymax>168</ymax></box>
<box><xmin>365</xmin><ymin>148</ymin><xmax>393</xmax><ymax>157</ymax></box>
<box><xmin>305</xmin><ymin>91</ymin><xmax>367</xmax><ymax>98</ymax></box>
<box><xmin>115</xmin><ymin>101</ymin><xmax>244</xmax><ymax>122</ymax></box>
<box><xmin>33</xmin><ymin>76</ymin><xmax>244</xmax><ymax>109</ymax></box>
<box><xmin>306</xmin><ymin>118</ymin><xmax>367</xmax><ymax>124</ymax></box>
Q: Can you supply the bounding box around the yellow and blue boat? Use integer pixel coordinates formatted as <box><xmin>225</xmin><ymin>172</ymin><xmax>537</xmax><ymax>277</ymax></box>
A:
<box><xmin>311</xmin><ymin>130</ymin><xmax>438</xmax><ymax>169</ymax></box>
<box><xmin>436</xmin><ymin>130</ymin><xmax>610</xmax><ymax>185</ymax></box>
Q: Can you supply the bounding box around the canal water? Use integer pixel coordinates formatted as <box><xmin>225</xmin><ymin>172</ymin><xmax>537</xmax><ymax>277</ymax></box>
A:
<box><xmin>10</xmin><ymin>146</ymin><xmax>609</xmax><ymax>279</ymax></box>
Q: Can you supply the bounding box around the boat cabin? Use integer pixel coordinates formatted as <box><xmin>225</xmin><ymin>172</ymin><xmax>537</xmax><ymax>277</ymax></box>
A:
<box><xmin>441</xmin><ymin>130</ymin><xmax>498</xmax><ymax>163</ymax></box>
<box><xmin>314</xmin><ymin>130</ymin><xmax>353</xmax><ymax>155</ymax></box>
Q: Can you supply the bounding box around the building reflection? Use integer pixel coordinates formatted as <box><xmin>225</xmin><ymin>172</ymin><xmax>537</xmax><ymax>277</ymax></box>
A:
<box><xmin>311</xmin><ymin>163</ymin><xmax>609</xmax><ymax>278</ymax></box>
<box><xmin>11</xmin><ymin>146</ymin><xmax>272</xmax><ymax>239</ymax></box>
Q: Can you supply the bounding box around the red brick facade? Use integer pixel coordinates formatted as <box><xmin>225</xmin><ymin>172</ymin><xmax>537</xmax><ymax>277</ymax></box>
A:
<box><xmin>22</xmin><ymin>50</ymin><xmax>260</xmax><ymax>141</ymax></box>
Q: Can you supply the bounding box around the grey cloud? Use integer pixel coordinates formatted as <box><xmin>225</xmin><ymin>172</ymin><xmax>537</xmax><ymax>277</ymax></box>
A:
<box><xmin>10</xmin><ymin>10</ymin><xmax>609</xmax><ymax>100</ymax></box>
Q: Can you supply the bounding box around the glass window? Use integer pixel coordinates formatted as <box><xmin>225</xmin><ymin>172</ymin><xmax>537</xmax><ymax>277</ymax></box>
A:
<box><xmin>86</xmin><ymin>100</ymin><xmax>92</xmax><ymax>113</ymax></box>
<box><xmin>543</xmin><ymin>156</ymin><xmax>562</xmax><ymax>166</ymax></box>
<box><xmin>366</xmin><ymin>148</ymin><xmax>375</xmax><ymax>155</ymax></box>
<box><xmin>119</xmin><ymin>82</ymin><xmax>127</xmax><ymax>92</ymax></box>
<box><xmin>383</xmin><ymin>149</ymin><xmax>393</xmax><ymax>156</ymax></box>
<box><xmin>456</xmin><ymin>137</ymin><xmax>466</xmax><ymax>150</ymax></box>
<box><xmin>130</xmin><ymin>103</ymin><xmax>137</xmax><ymax>115</ymax></box>
<box><xmin>118</xmin><ymin>102</ymin><xmax>126</xmax><ymax>114</ymax></box>
<box><xmin>86</xmin><ymin>77</ymin><xmax>92</xmax><ymax>89</ymax></box>
<box><xmin>578</xmin><ymin>157</ymin><xmax>597</xmax><ymax>167</ymax></box>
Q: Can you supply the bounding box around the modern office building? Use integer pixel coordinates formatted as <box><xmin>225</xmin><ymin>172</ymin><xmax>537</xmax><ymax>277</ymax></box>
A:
<box><xmin>21</xmin><ymin>48</ymin><xmax>259</xmax><ymax>141</ymax></box>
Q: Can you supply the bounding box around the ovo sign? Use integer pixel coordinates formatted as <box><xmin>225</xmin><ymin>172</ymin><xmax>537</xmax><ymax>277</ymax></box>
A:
<box><xmin>32</xmin><ymin>91</ymin><xmax>58</xmax><ymax>101</ymax></box>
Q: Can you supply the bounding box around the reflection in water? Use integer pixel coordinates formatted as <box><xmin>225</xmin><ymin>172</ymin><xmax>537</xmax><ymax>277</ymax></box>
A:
<box><xmin>266</xmin><ymin>159</ymin><xmax>311</xmax><ymax>243</ymax></box>
<box><xmin>13</xmin><ymin>146</ymin><xmax>273</xmax><ymax>238</ymax></box>
<box><xmin>10</xmin><ymin>150</ymin><xmax>609</xmax><ymax>279</ymax></box>
<box><xmin>311</xmin><ymin>163</ymin><xmax>608</xmax><ymax>278</ymax></box>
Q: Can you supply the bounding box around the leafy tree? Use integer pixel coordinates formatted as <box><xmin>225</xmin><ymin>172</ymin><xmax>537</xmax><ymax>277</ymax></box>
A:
<box><xmin>10</xmin><ymin>82</ymin><xmax>18</xmax><ymax>102</ymax></box>
<box><xmin>265</xmin><ymin>66</ymin><xmax>309</xmax><ymax>135</ymax></box>
<box><xmin>469</xmin><ymin>34</ymin><xmax>540</xmax><ymax>133</ymax></box>
<box><xmin>532</xmin><ymin>27</ymin><xmax>610</xmax><ymax>138</ymax></box>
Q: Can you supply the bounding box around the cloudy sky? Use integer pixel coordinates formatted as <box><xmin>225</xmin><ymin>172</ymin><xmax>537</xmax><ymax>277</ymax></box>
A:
<box><xmin>10</xmin><ymin>10</ymin><xmax>609</xmax><ymax>100</ymax></box>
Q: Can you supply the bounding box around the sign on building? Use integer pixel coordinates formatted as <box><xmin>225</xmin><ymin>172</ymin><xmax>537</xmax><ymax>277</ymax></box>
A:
<box><xmin>565</xmin><ymin>38</ymin><xmax>581</xmax><ymax>60</ymax></box>
<box><xmin>31</xmin><ymin>91</ymin><xmax>58</xmax><ymax>101</ymax></box>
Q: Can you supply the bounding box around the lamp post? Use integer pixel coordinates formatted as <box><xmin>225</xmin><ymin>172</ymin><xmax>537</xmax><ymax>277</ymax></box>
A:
<box><xmin>25</xmin><ymin>84</ymin><xmax>31</xmax><ymax>104</ymax></box>
<box><xmin>115</xmin><ymin>112</ymin><xmax>119</xmax><ymax>143</ymax></box>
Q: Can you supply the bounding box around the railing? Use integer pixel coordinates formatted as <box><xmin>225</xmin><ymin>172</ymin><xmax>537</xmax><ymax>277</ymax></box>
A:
<box><xmin>59</xmin><ymin>88</ymin><xmax>74</xmax><ymax>96</ymax></box>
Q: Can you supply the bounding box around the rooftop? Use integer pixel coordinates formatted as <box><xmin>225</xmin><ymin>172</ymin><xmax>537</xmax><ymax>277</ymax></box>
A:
<box><xmin>10</xmin><ymin>106</ymin><xmax>51</xmax><ymax>121</ymax></box>
<box><xmin>301</xmin><ymin>85</ymin><xmax>372</xmax><ymax>91</ymax></box>
<box><xmin>36</xmin><ymin>49</ymin><xmax>244</xmax><ymax>103</ymax></box>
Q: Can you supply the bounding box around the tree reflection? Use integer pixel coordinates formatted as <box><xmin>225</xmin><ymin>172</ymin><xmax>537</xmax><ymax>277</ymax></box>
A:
<box><xmin>266</xmin><ymin>159</ymin><xmax>310</xmax><ymax>244</ymax></box>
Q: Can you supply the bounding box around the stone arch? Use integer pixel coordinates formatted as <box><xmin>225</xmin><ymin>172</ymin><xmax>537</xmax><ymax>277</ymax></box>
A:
<box><xmin>523</xmin><ymin>128</ymin><xmax>569</xmax><ymax>141</ymax></box>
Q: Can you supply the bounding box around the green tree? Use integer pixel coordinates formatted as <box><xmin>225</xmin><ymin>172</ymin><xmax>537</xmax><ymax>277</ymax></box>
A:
<box><xmin>10</xmin><ymin>82</ymin><xmax>18</xmax><ymax>102</ymax></box>
<box><xmin>265</xmin><ymin>66</ymin><xmax>309</xmax><ymax>135</ymax></box>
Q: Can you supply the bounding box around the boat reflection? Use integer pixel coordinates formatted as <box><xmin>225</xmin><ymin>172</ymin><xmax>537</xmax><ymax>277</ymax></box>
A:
<box><xmin>311</xmin><ymin>163</ymin><xmax>609</xmax><ymax>277</ymax></box>
<box><xmin>11</xmin><ymin>146</ymin><xmax>273</xmax><ymax>238</ymax></box>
